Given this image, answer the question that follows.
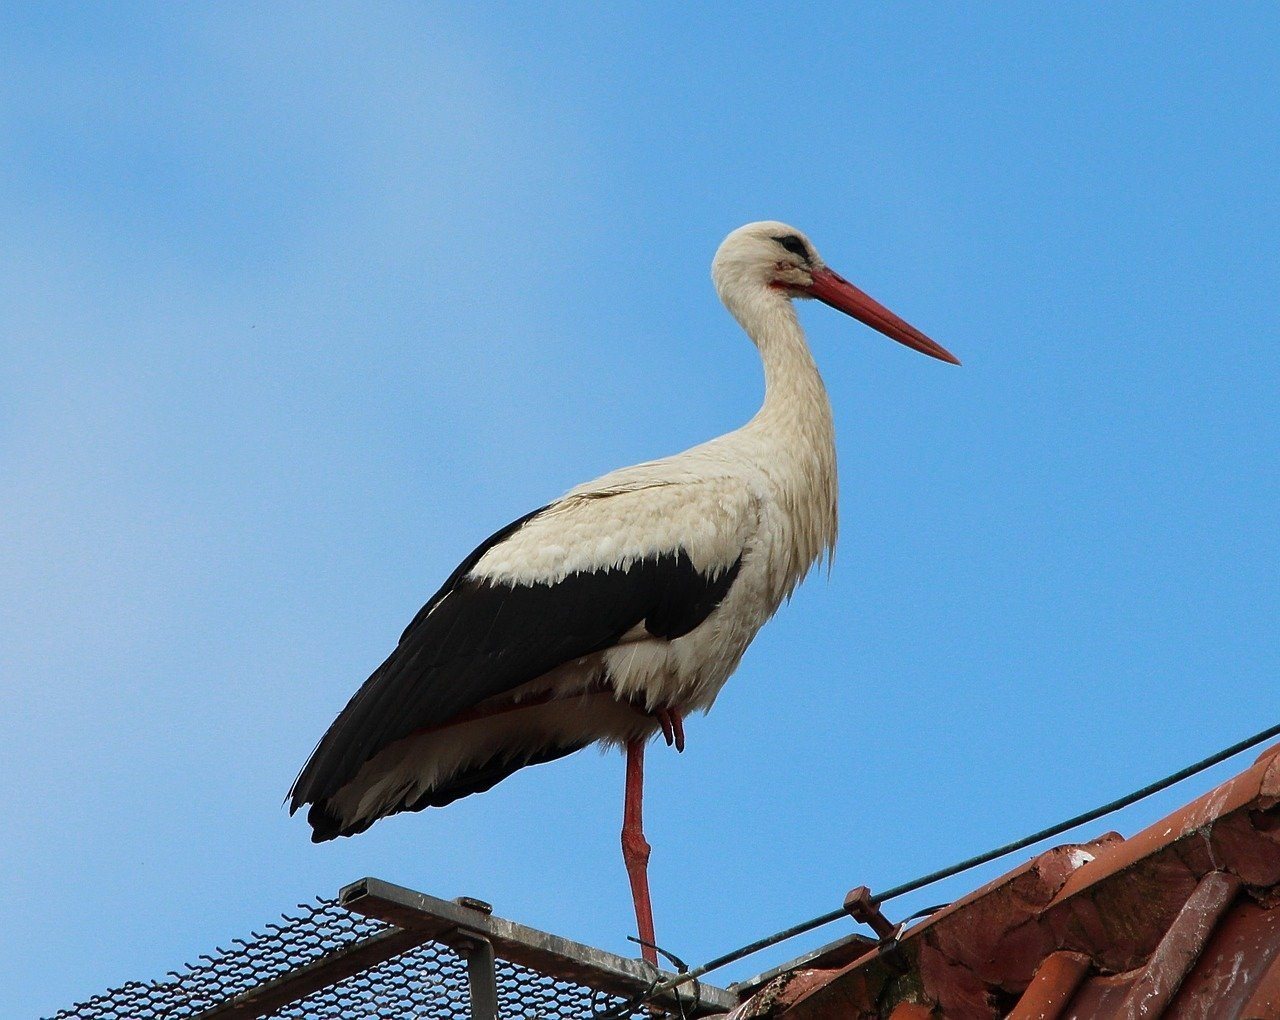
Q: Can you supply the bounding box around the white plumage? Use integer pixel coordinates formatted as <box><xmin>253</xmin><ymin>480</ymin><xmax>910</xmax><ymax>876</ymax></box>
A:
<box><xmin>290</xmin><ymin>220</ymin><xmax>957</xmax><ymax>961</ymax></box>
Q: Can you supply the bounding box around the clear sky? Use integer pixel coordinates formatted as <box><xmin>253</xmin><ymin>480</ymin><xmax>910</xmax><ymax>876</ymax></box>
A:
<box><xmin>4</xmin><ymin>5</ymin><xmax>1278</xmax><ymax>1016</ymax></box>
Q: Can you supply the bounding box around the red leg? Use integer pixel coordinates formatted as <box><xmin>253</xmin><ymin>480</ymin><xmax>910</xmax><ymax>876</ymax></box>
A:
<box><xmin>621</xmin><ymin>738</ymin><xmax>658</xmax><ymax>967</ymax></box>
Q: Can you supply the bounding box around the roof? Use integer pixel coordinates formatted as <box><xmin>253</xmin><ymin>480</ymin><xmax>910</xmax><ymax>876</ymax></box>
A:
<box><xmin>723</xmin><ymin>742</ymin><xmax>1280</xmax><ymax>1019</ymax></box>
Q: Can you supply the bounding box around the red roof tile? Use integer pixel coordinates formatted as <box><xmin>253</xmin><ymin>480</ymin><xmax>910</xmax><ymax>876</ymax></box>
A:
<box><xmin>726</xmin><ymin>743</ymin><xmax>1280</xmax><ymax>1019</ymax></box>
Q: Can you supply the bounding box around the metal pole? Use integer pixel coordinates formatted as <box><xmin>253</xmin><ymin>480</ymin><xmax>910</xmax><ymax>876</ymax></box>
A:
<box><xmin>457</xmin><ymin>935</ymin><xmax>499</xmax><ymax>1020</ymax></box>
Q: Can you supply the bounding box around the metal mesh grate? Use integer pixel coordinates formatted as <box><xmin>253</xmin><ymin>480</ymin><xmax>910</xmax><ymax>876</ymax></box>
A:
<box><xmin>47</xmin><ymin>897</ymin><xmax>655</xmax><ymax>1020</ymax></box>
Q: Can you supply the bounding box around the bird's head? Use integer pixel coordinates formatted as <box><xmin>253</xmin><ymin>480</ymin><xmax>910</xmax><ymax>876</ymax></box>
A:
<box><xmin>711</xmin><ymin>220</ymin><xmax>959</xmax><ymax>365</ymax></box>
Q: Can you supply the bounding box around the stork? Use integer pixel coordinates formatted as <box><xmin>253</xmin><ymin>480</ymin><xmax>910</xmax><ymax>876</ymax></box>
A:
<box><xmin>289</xmin><ymin>221</ymin><xmax>958</xmax><ymax>965</ymax></box>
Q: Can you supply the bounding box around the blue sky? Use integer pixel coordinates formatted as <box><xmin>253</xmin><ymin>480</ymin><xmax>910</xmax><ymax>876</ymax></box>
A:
<box><xmin>3</xmin><ymin>5</ymin><xmax>1278</xmax><ymax>1015</ymax></box>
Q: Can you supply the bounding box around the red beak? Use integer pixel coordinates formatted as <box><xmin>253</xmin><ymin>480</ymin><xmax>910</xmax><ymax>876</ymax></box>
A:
<box><xmin>807</xmin><ymin>267</ymin><xmax>960</xmax><ymax>365</ymax></box>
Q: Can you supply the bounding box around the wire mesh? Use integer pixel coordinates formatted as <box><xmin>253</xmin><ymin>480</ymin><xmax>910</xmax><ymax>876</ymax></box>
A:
<box><xmin>46</xmin><ymin>897</ymin><xmax>657</xmax><ymax>1020</ymax></box>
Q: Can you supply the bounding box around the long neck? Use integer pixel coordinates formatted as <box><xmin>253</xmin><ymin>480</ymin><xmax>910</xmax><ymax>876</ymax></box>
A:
<box><xmin>744</xmin><ymin>301</ymin><xmax>831</xmax><ymax>430</ymax></box>
<box><xmin>728</xmin><ymin>291</ymin><xmax>839</xmax><ymax>589</ymax></box>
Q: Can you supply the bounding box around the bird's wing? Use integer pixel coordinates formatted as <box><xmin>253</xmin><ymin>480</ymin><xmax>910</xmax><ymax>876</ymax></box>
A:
<box><xmin>289</xmin><ymin>473</ymin><xmax>757</xmax><ymax>813</ymax></box>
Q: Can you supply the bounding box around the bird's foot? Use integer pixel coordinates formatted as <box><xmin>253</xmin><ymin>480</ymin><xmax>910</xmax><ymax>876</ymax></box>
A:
<box><xmin>653</xmin><ymin>706</ymin><xmax>685</xmax><ymax>754</ymax></box>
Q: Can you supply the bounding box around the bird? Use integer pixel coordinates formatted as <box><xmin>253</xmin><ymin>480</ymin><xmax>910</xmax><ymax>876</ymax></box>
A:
<box><xmin>289</xmin><ymin>221</ymin><xmax>958</xmax><ymax>966</ymax></box>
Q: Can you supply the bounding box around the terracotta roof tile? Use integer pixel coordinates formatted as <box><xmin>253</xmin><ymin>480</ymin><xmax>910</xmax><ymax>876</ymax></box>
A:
<box><xmin>727</xmin><ymin>743</ymin><xmax>1280</xmax><ymax>1019</ymax></box>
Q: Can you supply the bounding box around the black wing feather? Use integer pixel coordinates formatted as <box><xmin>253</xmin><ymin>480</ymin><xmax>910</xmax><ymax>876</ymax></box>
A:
<box><xmin>290</xmin><ymin>506</ymin><xmax>742</xmax><ymax>816</ymax></box>
<box><xmin>305</xmin><ymin>739</ymin><xmax>591</xmax><ymax>841</ymax></box>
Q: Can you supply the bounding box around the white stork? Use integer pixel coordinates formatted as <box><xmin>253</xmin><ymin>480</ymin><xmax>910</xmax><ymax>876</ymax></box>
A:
<box><xmin>289</xmin><ymin>221</ymin><xmax>958</xmax><ymax>964</ymax></box>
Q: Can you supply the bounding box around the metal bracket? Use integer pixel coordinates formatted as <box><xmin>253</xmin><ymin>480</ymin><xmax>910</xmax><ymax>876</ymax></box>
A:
<box><xmin>842</xmin><ymin>886</ymin><xmax>899</xmax><ymax>941</ymax></box>
<box><xmin>842</xmin><ymin>886</ymin><xmax>914</xmax><ymax>974</ymax></box>
<box><xmin>450</xmin><ymin>897</ymin><xmax>499</xmax><ymax>1019</ymax></box>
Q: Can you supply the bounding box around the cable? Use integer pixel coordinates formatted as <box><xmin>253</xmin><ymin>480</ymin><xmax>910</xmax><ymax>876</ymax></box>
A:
<box><xmin>649</xmin><ymin>720</ymin><xmax>1280</xmax><ymax>1000</ymax></box>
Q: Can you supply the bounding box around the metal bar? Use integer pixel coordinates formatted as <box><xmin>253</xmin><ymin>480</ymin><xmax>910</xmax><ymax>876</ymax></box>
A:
<box><xmin>190</xmin><ymin>925</ymin><xmax>428</xmax><ymax>1020</ymax></box>
<box><xmin>457</xmin><ymin>935</ymin><xmax>499</xmax><ymax>1020</ymax></box>
<box><xmin>340</xmin><ymin>876</ymin><xmax>737</xmax><ymax>1015</ymax></box>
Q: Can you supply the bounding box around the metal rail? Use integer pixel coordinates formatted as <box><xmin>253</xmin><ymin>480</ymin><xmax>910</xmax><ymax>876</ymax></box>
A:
<box><xmin>340</xmin><ymin>877</ymin><xmax>736</xmax><ymax>1016</ymax></box>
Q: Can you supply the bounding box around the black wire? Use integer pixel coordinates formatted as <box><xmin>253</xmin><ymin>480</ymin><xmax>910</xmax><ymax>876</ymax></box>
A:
<box><xmin>648</xmin><ymin>720</ymin><xmax>1280</xmax><ymax>999</ymax></box>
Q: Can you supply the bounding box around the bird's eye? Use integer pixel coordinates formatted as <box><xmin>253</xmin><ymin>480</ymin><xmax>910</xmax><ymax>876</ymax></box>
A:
<box><xmin>773</xmin><ymin>235</ymin><xmax>810</xmax><ymax>262</ymax></box>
